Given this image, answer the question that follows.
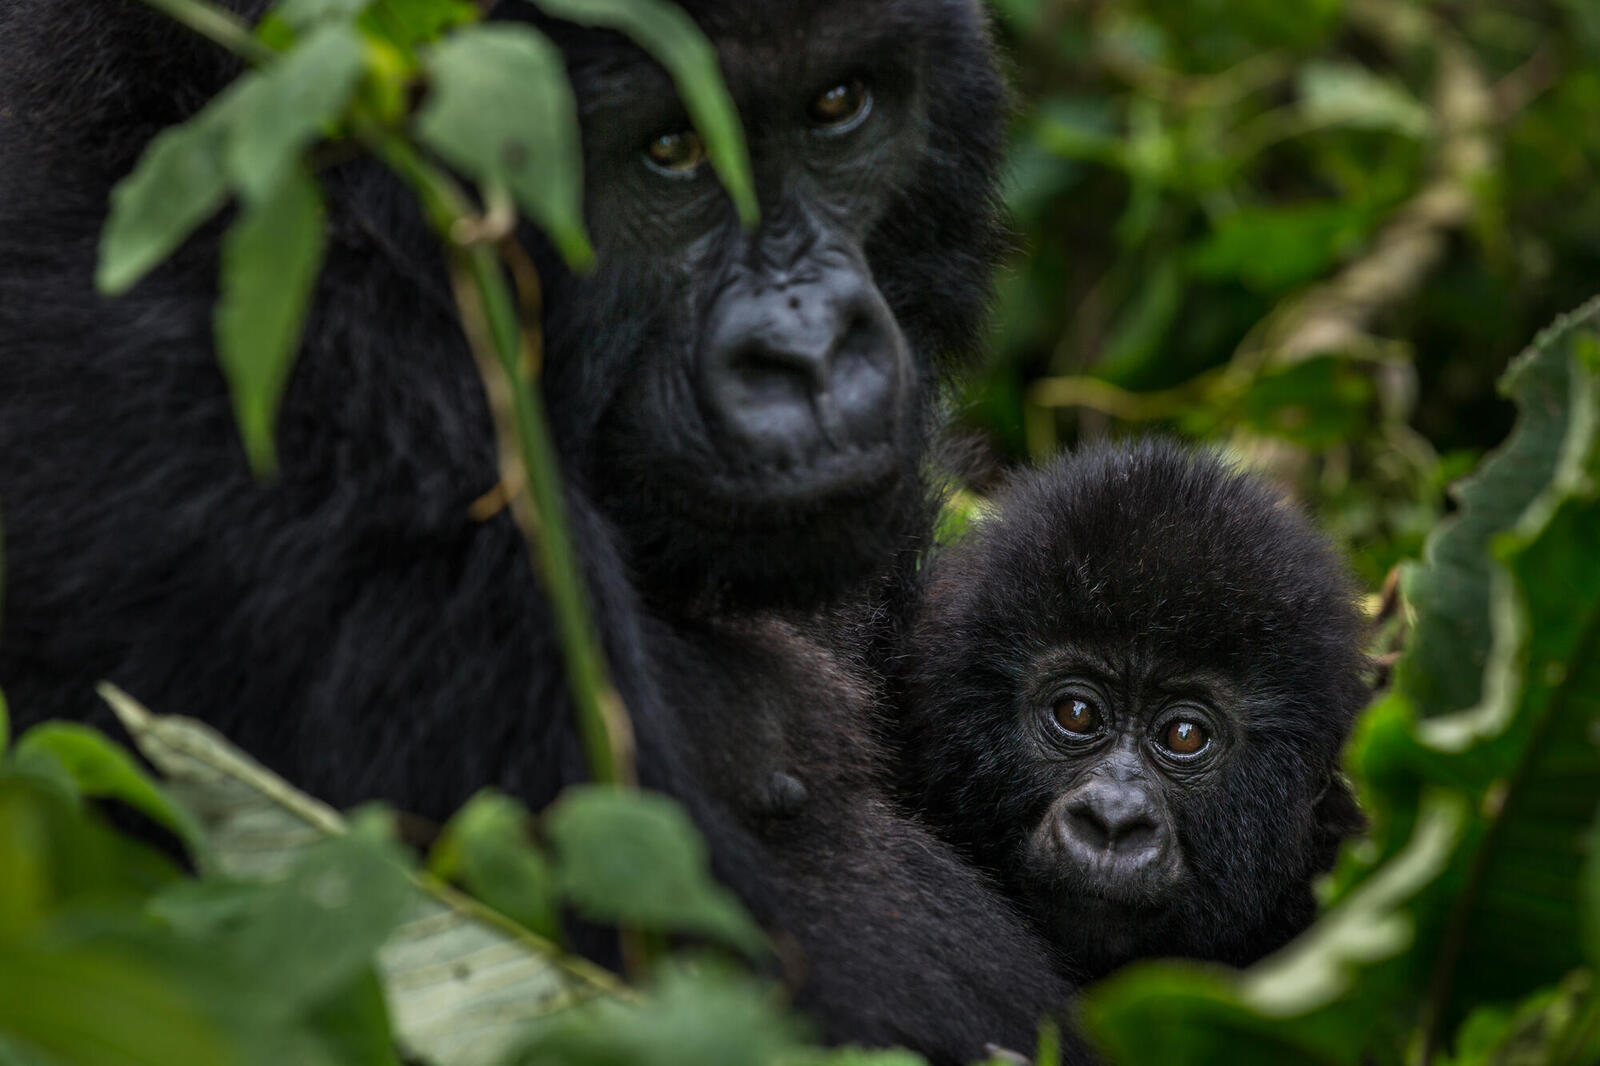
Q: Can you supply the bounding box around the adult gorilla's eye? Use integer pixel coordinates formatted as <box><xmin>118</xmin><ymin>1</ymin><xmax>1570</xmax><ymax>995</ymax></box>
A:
<box><xmin>807</xmin><ymin>79</ymin><xmax>871</xmax><ymax>130</ymax></box>
<box><xmin>645</xmin><ymin>130</ymin><xmax>707</xmax><ymax>175</ymax></box>
<box><xmin>1161</xmin><ymin>719</ymin><xmax>1209</xmax><ymax>756</ymax></box>
<box><xmin>1052</xmin><ymin>697</ymin><xmax>1101</xmax><ymax>736</ymax></box>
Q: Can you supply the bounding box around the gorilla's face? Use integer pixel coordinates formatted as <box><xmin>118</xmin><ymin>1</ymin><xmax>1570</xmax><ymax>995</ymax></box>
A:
<box><xmin>534</xmin><ymin>1</ymin><xmax>1007</xmax><ymax>604</ymax></box>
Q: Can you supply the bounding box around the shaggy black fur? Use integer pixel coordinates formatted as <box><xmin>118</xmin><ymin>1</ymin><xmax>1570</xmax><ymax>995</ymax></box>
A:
<box><xmin>0</xmin><ymin>0</ymin><xmax>1072</xmax><ymax>1058</ymax></box>
<box><xmin>896</xmin><ymin>440</ymin><xmax>1370</xmax><ymax>979</ymax></box>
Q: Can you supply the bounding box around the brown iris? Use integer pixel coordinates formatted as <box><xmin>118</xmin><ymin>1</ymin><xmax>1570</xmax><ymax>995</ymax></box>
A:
<box><xmin>808</xmin><ymin>79</ymin><xmax>869</xmax><ymax>128</ymax></box>
<box><xmin>1053</xmin><ymin>698</ymin><xmax>1100</xmax><ymax>735</ymax></box>
<box><xmin>1163</xmin><ymin>719</ymin><xmax>1208</xmax><ymax>756</ymax></box>
<box><xmin>646</xmin><ymin>130</ymin><xmax>707</xmax><ymax>174</ymax></box>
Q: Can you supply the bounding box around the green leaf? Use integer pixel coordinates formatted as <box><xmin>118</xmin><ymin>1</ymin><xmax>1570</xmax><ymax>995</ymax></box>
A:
<box><xmin>97</xmin><ymin>96</ymin><xmax>236</xmax><ymax>295</ymax></box>
<box><xmin>1187</xmin><ymin>202</ymin><xmax>1373</xmax><ymax>294</ymax></box>
<box><xmin>225</xmin><ymin>23</ymin><xmax>366</xmax><ymax>202</ymax></box>
<box><xmin>102</xmin><ymin>688</ymin><xmax>616</xmax><ymax>1066</ymax></box>
<box><xmin>357</xmin><ymin>0</ymin><xmax>479</xmax><ymax>55</ymax></box>
<box><xmin>13</xmin><ymin>721</ymin><xmax>204</xmax><ymax>857</ymax></box>
<box><xmin>525</xmin><ymin>0</ymin><xmax>758</xmax><ymax>226</ymax></box>
<box><xmin>0</xmin><ymin>689</ymin><xmax>9</xmax><ymax>757</ymax></box>
<box><xmin>417</xmin><ymin>24</ymin><xmax>594</xmax><ymax>268</ymax></box>
<box><xmin>216</xmin><ymin>166</ymin><xmax>327</xmax><ymax>477</ymax></box>
<box><xmin>429</xmin><ymin>790</ymin><xmax>560</xmax><ymax>940</ymax></box>
<box><xmin>1398</xmin><ymin>295</ymin><xmax>1600</xmax><ymax>717</ymax></box>
<box><xmin>272</xmin><ymin>0</ymin><xmax>374</xmax><ymax>31</ymax></box>
<box><xmin>508</xmin><ymin>961</ymin><xmax>802</xmax><ymax>1066</ymax></box>
<box><xmin>546</xmin><ymin>786</ymin><xmax>768</xmax><ymax>958</ymax></box>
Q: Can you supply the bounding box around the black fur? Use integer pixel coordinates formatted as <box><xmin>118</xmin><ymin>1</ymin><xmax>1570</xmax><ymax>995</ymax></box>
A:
<box><xmin>0</xmin><ymin>0</ymin><xmax>1071</xmax><ymax>1059</ymax></box>
<box><xmin>896</xmin><ymin>440</ymin><xmax>1370</xmax><ymax>978</ymax></box>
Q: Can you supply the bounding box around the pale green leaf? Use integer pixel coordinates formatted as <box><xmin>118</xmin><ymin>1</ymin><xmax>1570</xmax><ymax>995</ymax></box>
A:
<box><xmin>97</xmin><ymin>97</ymin><xmax>237</xmax><ymax>295</ymax></box>
<box><xmin>216</xmin><ymin>167</ymin><xmax>327</xmax><ymax>477</ymax></box>
<box><xmin>226</xmin><ymin>23</ymin><xmax>366</xmax><ymax>202</ymax></box>
<box><xmin>418</xmin><ymin>24</ymin><xmax>594</xmax><ymax>268</ymax></box>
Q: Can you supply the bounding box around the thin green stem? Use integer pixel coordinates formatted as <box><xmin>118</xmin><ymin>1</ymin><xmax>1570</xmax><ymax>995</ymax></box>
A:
<box><xmin>138</xmin><ymin>0</ymin><xmax>275</xmax><ymax>65</ymax></box>
<box><xmin>374</xmin><ymin>133</ymin><xmax>635</xmax><ymax>789</ymax></box>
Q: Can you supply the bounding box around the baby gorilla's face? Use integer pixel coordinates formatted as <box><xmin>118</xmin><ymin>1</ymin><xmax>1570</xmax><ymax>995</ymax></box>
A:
<box><xmin>1011</xmin><ymin>652</ymin><xmax>1245</xmax><ymax>976</ymax></box>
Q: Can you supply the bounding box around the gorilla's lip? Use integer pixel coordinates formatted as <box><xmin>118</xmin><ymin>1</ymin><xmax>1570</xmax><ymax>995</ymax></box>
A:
<box><xmin>668</xmin><ymin>440</ymin><xmax>903</xmax><ymax>527</ymax></box>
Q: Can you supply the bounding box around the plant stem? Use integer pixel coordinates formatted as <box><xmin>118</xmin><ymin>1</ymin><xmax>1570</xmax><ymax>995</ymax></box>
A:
<box><xmin>375</xmin><ymin>134</ymin><xmax>636</xmax><ymax>788</ymax></box>
<box><xmin>138</xmin><ymin>0</ymin><xmax>275</xmax><ymax>64</ymax></box>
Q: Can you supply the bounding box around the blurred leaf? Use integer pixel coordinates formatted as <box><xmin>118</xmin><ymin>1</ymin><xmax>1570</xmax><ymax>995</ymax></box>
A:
<box><xmin>216</xmin><ymin>166</ymin><xmax>327</xmax><ymax>477</ymax></box>
<box><xmin>1399</xmin><ymin>295</ymin><xmax>1600</xmax><ymax>717</ymax></box>
<box><xmin>1232</xmin><ymin>357</ymin><xmax>1374</xmax><ymax>446</ymax></box>
<box><xmin>0</xmin><ymin>690</ymin><xmax>8</xmax><ymax>758</ymax></box>
<box><xmin>546</xmin><ymin>786</ymin><xmax>768</xmax><ymax>959</ymax></box>
<box><xmin>225</xmin><ymin>23</ymin><xmax>365</xmax><ymax>202</ymax></box>
<box><xmin>1298</xmin><ymin>61</ymin><xmax>1430</xmax><ymax>138</ymax></box>
<box><xmin>358</xmin><ymin>0</ymin><xmax>478</xmax><ymax>54</ymax></box>
<box><xmin>1188</xmin><ymin>203</ymin><xmax>1371</xmax><ymax>294</ymax></box>
<box><xmin>0</xmin><ymin>771</ymin><xmax>182</xmax><ymax>941</ymax></box>
<box><xmin>508</xmin><ymin>961</ymin><xmax>801</xmax><ymax>1066</ymax></box>
<box><xmin>272</xmin><ymin>0</ymin><xmax>373</xmax><ymax>31</ymax></box>
<box><xmin>102</xmin><ymin>687</ymin><xmax>614</xmax><ymax>1066</ymax></box>
<box><xmin>430</xmin><ymin>790</ymin><xmax>560</xmax><ymax>940</ymax></box>
<box><xmin>526</xmin><ymin>0</ymin><xmax>758</xmax><ymax>227</ymax></box>
<box><xmin>97</xmin><ymin>93</ymin><xmax>238</xmax><ymax>294</ymax></box>
<box><xmin>13</xmin><ymin>721</ymin><xmax>204</xmax><ymax>857</ymax></box>
<box><xmin>418</xmin><ymin>23</ymin><xmax>594</xmax><ymax>268</ymax></box>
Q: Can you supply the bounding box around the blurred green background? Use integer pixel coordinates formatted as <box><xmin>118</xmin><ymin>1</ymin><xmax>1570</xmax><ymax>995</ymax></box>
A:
<box><xmin>962</xmin><ymin>0</ymin><xmax>1600</xmax><ymax>586</ymax></box>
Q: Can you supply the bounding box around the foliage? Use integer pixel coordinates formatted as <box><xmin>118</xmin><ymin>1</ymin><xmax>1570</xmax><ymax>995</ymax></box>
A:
<box><xmin>977</xmin><ymin>0</ymin><xmax>1600</xmax><ymax>586</ymax></box>
<box><xmin>2</xmin><ymin>0</ymin><xmax>1600</xmax><ymax>1064</ymax></box>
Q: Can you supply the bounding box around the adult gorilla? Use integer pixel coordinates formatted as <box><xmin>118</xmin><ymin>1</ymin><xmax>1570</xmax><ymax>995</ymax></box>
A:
<box><xmin>0</xmin><ymin>0</ymin><xmax>1076</xmax><ymax>1060</ymax></box>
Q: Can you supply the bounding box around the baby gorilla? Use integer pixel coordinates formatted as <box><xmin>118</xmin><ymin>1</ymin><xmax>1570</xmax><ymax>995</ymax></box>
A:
<box><xmin>896</xmin><ymin>439</ymin><xmax>1370</xmax><ymax>979</ymax></box>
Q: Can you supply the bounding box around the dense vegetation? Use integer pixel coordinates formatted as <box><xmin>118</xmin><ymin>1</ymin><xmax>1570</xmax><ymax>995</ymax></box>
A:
<box><xmin>1</xmin><ymin>0</ymin><xmax>1598</xmax><ymax>1064</ymax></box>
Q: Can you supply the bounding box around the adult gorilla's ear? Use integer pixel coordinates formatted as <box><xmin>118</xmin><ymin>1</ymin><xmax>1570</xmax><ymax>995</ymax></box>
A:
<box><xmin>1310</xmin><ymin>773</ymin><xmax>1367</xmax><ymax>872</ymax></box>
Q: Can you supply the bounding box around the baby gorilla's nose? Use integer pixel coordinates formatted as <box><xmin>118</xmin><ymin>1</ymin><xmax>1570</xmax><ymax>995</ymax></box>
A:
<box><xmin>1058</xmin><ymin>779</ymin><xmax>1171</xmax><ymax>873</ymax></box>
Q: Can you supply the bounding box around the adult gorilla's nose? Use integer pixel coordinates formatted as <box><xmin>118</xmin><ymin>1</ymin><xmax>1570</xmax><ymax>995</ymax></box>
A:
<box><xmin>699</xmin><ymin>265</ymin><xmax>907</xmax><ymax>470</ymax></box>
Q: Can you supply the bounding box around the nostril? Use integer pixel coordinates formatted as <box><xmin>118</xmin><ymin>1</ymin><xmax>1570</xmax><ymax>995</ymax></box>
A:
<box><xmin>1064</xmin><ymin>803</ymin><xmax>1110</xmax><ymax>851</ymax></box>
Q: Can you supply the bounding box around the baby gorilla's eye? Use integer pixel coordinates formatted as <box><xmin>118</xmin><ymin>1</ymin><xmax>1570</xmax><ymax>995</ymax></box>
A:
<box><xmin>1052</xmin><ymin>697</ymin><xmax>1101</xmax><ymax>736</ymax></box>
<box><xmin>808</xmin><ymin>79</ymin><xmax>871</xmax><ymax>130</ymax></box>
<box><xmin>1161</xmin><ymin>719</ymin><xmax>1209</xmax><ymax>756</ymax></box>
<box><xmin>645</xmin><ymin>130</ymin><xmax>707</xmax><ymax>175</ymax></box>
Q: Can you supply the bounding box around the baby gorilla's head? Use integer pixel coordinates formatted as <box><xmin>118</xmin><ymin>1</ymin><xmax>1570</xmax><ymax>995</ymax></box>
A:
<box><xmin>899</xmin><ymin>439</ymin><xmax>1369</xmax><ymax>978</ymax></box>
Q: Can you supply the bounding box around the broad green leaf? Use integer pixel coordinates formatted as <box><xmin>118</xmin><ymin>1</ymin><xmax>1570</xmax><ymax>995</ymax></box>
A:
<box><xmin>216</xmin><ymin>166</ymin><xmax>327</xmax><ymax>477</ymax></box>
<box><xmin>97</xmin><ymin>96</ymin><xmax>237</xmax><ymax>295</ymax></box>
<box><xmin>525</xmin><ymin>0</ymin><xmax>758</xmax><ymax>226</ymax></box>
<box><xmin>1187</xmin><ymin>202</ymin><xmax>1373</xmax><ymax>294</ymax></box>
<box><xmin>13</xmin><ymin>721</ymin><xmax>204</xmax><ymax>856</ymax></box>
<box><xmin>546</xmin><ymin>786</ymin><xmax>768</xmax><ymax>959</ymax></box>
<box><xmin>1398</xmin><ymin>295</ymin><xmax>1600</xmax><ymax>717</ymax></box>
<box><xmin>225</xmin><ymin>23</ymin><xmax>366</xmax><ymax>202</ymax></box>
<box><xmin>429</xmin><ymin>790</ymin><xmax>560</xmax><ymax>940</ymax></box>
<box><xmin>508</xmin><ymin>961</ymin><xmax>801</xmax><ymax>1066</ymax></box>
<box><xmin>418</xmin><ymin>24</ymin><xmax>594</xmax><ymax>268</ymax></box>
